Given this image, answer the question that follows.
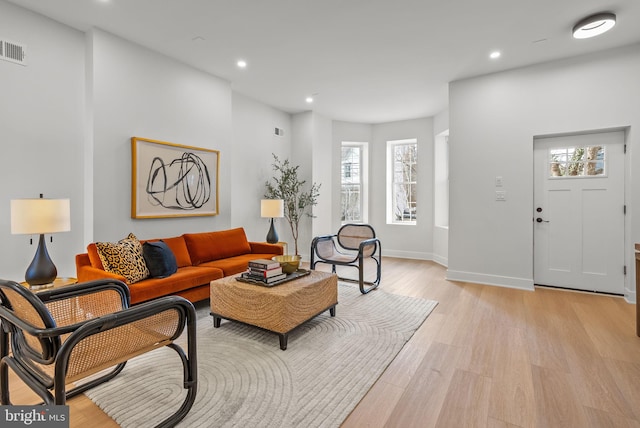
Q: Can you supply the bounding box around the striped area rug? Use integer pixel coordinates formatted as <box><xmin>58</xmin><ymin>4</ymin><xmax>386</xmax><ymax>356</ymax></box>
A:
<box><xmin>85</xmin><ymin>284</ymin><xmax>437</xmax><ymax>428</ymax></box>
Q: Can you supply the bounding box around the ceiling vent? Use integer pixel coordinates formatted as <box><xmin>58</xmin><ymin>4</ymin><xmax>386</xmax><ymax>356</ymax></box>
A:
<box><xmin>0</xmin><ymin>40</ymin><xmax>27</xmax><ymax>66</ymax></box>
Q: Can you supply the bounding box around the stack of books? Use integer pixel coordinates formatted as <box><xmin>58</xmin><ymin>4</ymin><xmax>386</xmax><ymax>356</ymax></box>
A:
<box><xmin>240</xmin><ymin>259</ymin><xmax>287</xmax><ymax>284</ymax></box>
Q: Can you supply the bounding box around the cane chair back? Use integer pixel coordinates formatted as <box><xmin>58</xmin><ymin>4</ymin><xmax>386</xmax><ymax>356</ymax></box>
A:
<box><xmin>0</xmin><ymin>285</ymin><xmax>58</xmax><ymax>364</ymax></box>
<box><xmin>337</xmin><ymin>224</ymin><xmax>376</xmax><ymax>257</ymax></box>
<box><xmin>310</xmin><ymin>223</ymin><xmax>381</xmax><ymax>294</ymax></box>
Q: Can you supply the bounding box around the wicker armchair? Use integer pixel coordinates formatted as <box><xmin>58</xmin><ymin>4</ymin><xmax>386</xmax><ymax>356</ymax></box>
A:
<box><xmin>310</xmin><ymin>224</ymin><xmax>382</xmax><ymax>294</ymax></box>
<box><xmin>0</xmin><ymin>279</ymin><xmax>197</xmax><ymax>428</ymax></box>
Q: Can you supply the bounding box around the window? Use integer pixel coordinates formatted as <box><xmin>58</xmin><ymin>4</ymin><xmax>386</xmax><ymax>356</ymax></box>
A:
<box><xmin>548</xmin><ymin>146</ymin><xmax>605</xmax><ymax>178</ymax></box>
<box><xmin>387</xmin><ymin>139</ymin><xmax>417</xmax><ymax>224</ymax></box>
<box><xmin>341</xmin><ymin>142</ymin><xmax>368</xmax><ymax>223</ymax></box>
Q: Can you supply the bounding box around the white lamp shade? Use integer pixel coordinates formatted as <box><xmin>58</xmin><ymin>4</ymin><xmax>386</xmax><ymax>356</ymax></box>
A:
<box><xmin>261</xmin><ymin>199</ymin><xmax>284</xmax><ymax>218</ymax></box>
<box><xmin>11</xmin><ymin>198</ymin><xmax>71</xmax><ymax>235</ymax></box>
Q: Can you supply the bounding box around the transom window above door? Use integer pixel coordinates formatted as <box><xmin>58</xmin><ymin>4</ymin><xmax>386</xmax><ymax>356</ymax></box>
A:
<box><xmin>548</xmin><ymin>146</ymin><xmax>606</xmax><ymax>178</ymax></box>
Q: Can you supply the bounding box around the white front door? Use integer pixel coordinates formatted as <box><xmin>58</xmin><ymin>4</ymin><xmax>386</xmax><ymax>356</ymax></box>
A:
<box><xmin>533</xmin><ymin>131</ymin><xmax>625</xmax><ymax>294</ymax></box>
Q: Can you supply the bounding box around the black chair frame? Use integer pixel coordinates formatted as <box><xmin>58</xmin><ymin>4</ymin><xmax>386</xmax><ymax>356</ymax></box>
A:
<box><xmin>310</xmin><ymin>223</ymin><xmax>382</xmax><ymax>294</ymax></box>
<box><xmin>0</xmin><ymin>279</ymin><xmax>197</xmax><ymax>428</ymax></box>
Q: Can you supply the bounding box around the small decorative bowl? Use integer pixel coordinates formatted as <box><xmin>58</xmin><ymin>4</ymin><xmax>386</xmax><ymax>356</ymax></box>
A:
<box><xmin>272</xmin><ymin>255</ymin><xmax>301</xmax><ymax>274</ymax></box>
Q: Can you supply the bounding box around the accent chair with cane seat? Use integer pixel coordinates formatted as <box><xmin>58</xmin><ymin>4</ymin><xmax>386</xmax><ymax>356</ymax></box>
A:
<box><xmin>0</xmin><ymin>278</ymin><xmax>197</xmax><ymax>428</ymax></box>
<box><xmin>310</xmin><ymin>223</ymin><xmax>382</xmax><ymax>294</ymax></box>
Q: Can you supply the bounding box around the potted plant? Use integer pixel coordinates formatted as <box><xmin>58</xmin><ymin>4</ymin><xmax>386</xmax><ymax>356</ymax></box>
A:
<box><xmin>265</xmin><ymin>154</ymin><xmax>320</xmax><ymax>256</ymax></box>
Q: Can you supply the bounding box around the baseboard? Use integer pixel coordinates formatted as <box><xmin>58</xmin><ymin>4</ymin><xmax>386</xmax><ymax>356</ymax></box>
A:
<box><xmin>431</xmin><ymin>254</ymin><xmax>448</xmax><ymax>267</ymax></box>
<box><xmin>625</xmin><ymin>288</ymin><xmax>637</xmax><ymax>304</ymax></box>
<box><xmin>383</xmin><ymin>249</ymin><xmax>434</xmax><ymax>260</ymax></box>
<box><xmin>446</xmin><ymin>270</ymin><xmax>534</xmax><ymax>291</ymax></box>
<box><xmin>374</xmin><ymin>250</ymin><xmax>447</xmax><ymax>267</ymax></box>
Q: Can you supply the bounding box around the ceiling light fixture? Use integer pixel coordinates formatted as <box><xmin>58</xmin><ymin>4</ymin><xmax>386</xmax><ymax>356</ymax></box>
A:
<box><xmin>237</xmin><ymin>60</ymin><xmax>247</xmax><ymax>68</ymax></box>
<box><xmin>489</xmin><ymin>51</ymin><xmax>501</xmax><ymax>59</ymax></box>
<box><xmin>305</xmin><ymin>96</ymin><xmax>313</xmax><ymax>103</ymax></box>
<box><xmin>572</xmin><ymin>12</ymin><xmax>616</xmax><ymax>39</ymax></box>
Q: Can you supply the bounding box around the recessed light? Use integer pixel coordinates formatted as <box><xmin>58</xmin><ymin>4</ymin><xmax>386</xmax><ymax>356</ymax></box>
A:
<box><xmin>573</xmin><ymin>12</ymin><xmax>616</xmax><ymax>39</ymax></box>
<box><xmin>489</xmin><ymin>51</ymin><xmax>501</xmax><ymax>59</ymax></box>
<box><xmin>237</xmin><ymin>60</ymin><xmax>247</xmax><ymax>68</ymax></box>
<box><xmin>305</xmin><ymin>97</ymin><xmax>314</xmax><ymax>103</ymax></box>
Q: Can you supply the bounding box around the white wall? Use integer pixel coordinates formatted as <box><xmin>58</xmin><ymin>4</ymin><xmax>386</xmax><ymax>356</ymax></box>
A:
<box><xmin>311</xmin><ymin>113</ymin><xmax>333</xmax><ymax>240</ymax></box>
<box><xmin>331</xmin><ymin>118</ymin><xmax>435</xmax><ymax>260</ymax></box>
<box><xmin>89</xmin><ymin>29</ymin><xmax>233</xmax><ymax>242</ymax></box>
<box><xmin>448</xmin><ymin>43</ymin><xmax>640</xmax><ymax>300</ymax></box>
<box><xmin>0</xmin><ymin>1</ymin><xmax>297</xmax><ymax>284</ymax></box>
<box><xmin>434</xmin><ymin>109</ymin><xmax>449</xmax><ymax>137</ymax></box>
<box><xmin>433</xmin><ymin>109</ymin><xmax>449</xmax><ymax>266</ymax></box>
<box><xmin>289</xmin><ymin>112</ymin><xmax>313</xmax><ymax>257</ymax></box>
<box><xmin>287</xmin><ymin>111</ymin><xmax>334</xmax><ymax>259</ymax></box>
<box><xmin>0</xmin><ymin>1</ymin><xmax>85</xmax><ymax>280</ymax></box>
<box><xmin>231</xmin><ymin>92</ymin><xmax>291</xmax><ymax>243</ymax></box>
<box><xmin>371</xmin><ymin>118</ymin><xmax>435</xmax><ymax>259</ymax></box>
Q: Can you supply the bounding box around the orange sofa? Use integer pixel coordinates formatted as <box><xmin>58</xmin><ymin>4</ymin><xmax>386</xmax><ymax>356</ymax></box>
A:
<box><xmin>75</xmin><ymin>227</ymin><xmax>283</xmax><ymax>304</ymax></box>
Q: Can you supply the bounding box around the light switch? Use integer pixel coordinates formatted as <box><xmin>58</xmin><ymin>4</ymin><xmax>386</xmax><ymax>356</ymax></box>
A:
<box><xmin>495</xmin><ymin>176</ymin><xmax>503</xmax><ymax>187</ymax></box>
<box><xmin>495</xmin><ymin>190</ymin><xmax>506</xmax><ymax>201</ymax></box>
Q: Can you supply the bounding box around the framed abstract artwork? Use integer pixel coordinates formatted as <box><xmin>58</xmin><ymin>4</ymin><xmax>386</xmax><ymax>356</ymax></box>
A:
<box><xmin>131</xmin><ymin>137</ymin><xmax>219</xmax><ymax>218</ymax></box>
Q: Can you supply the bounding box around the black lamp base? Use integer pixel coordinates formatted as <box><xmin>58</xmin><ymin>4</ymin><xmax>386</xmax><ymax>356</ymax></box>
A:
<box><xmin>25</xmin><ymin>234</ymin><xmax>57</xmax><ymax>286</ymax></box>
<box><xmin>266</xmin><ymin>218</ymin><xmax>279</xmax><ymax>244</ymax></box>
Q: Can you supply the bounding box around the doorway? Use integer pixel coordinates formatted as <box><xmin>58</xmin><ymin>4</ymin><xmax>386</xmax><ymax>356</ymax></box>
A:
<box><xmin>533</xmin><ymin>130</ymin><xmax>625</xmax><ymax>294</ymax></box>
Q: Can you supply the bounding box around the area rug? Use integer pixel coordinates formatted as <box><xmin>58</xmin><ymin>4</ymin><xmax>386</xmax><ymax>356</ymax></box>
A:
<box><xmin>85</xmin><ymin>284</ymin><xmax>437</xmax><ymax>427</ymax></box>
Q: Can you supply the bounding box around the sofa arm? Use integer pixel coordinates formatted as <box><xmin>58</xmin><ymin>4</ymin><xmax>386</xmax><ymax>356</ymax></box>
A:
<box><xmin>77</xmin><ymin>265</ymin><xmax>127</xmax><ymax>284</ymax></box>
<box><xmin>249</xmin><ymin>242</ymin><xmax>284</xmax><ymax>255</ymax></box>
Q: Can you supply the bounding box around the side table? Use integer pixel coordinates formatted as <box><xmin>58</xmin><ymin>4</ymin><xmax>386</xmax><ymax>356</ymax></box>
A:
<box><xmin>20</xmin><ymin>277</ymin><xmax>78</xmax><ymax>292</ymax></box>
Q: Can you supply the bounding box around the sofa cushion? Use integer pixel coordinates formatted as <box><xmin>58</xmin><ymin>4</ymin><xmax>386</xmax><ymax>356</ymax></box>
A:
<box><xmin>184</xmin><ymin>228</ymin><xmax>252</xmax><ymax>265</ymax></box>
<box><xmin>199</xmin><ymin>253</ymin><xmax>282</xmax><ymax>276</ymax></box>
<box><xmin>143</xmin><ymin>241</ymin><xmax>178</xmax><ymax>278</ymax></box>
<box><xmin>128</xmin><ymin>266</ymin><xmax>223</xmax><ymax>304</ymax></box>
<box><xmin>145</xmin><ymin>236</ymin><xmax>192</xmax><ymax>268</ymax></box>
<box><xmin>161</xmin><ymin>236</ymin><xmax>192</xmax><ymax>268</ymax></box>
<box><xmin>95</xmin><ymin>233</ymin><xmax>150</xmax><ymax>284</ymax></box>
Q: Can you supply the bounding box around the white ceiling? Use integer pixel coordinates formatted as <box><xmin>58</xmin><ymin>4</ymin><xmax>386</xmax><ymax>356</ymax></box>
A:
<box><xmin>7</xmin><ymin>0</ymin><xmax>640</xmax><ymax>124</ymax></box>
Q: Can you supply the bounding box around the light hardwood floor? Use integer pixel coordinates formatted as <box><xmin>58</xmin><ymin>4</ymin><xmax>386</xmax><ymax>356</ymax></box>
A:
<box><xmin>7</xmin><ymin>258</ymin><xmax>640</xmax><ymax>427</ymax></box>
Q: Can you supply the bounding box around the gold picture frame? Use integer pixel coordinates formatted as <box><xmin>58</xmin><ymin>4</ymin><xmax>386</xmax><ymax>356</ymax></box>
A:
<box><xmin>131</xmin><ymin>137</ymin><xmax>219</xmax><ymax>219</ymax></box>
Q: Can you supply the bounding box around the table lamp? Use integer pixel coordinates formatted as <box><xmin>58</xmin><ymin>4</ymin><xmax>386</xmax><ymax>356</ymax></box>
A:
<box><xmin>11</xmin><ymin>195</ymin><xmax>71</xmax><ymax>286</ymax></box>
<box><xmin>261</xmin><ymin>199</ymin><xmax>284</xmax><ymax>244</ymax></box>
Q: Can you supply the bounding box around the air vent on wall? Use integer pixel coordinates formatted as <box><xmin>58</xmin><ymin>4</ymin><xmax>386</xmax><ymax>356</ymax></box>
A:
<box><xmin>0</xmin><ymin>40</ymin><xmax>27</xmax><ymax>66</ymax></box>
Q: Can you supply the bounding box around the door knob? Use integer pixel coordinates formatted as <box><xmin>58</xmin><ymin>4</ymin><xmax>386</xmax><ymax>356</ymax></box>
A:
<box><xmin>536</xmin><ymin>218</ymin><xmax>549</xmax><ymax>223</ymax></box>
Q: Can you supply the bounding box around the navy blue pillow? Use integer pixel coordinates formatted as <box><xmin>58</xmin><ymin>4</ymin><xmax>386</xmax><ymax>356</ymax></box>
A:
<box><xmin>142</xmin><ymin>241</ymin><xmax>178</xmax><ymax>278</ymax></box>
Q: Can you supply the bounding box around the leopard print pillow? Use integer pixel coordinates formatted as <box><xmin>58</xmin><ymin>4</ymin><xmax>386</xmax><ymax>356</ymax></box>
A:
<box><xmin>95</xmin><ymin>233</ymin><xmax>150</xmax><ymax>284</ymax></box>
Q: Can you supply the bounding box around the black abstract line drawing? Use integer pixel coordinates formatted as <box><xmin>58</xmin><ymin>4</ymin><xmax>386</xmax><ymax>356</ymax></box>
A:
<box><xmin>132</xmin><ymin>137</ymin><xmax>218</xmax><ymax>218</ymax></box>
<box><xmin>146</xmin><ymin>152</ymin><xmax>211</xmax><ymax>210</ymax></box>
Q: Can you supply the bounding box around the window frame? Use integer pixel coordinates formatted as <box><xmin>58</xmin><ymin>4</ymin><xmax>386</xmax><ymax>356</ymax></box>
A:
<box><xmin>386</xmin><ymin>138</ymin><xmax>418</xmax><ymax>225</ymax></box>
<box><xmin>547</xmin><ymin>145</ymin><xmax>607</xmax><ymax>179</ymax></box>
<box><xmin>341</xmin><ymin>142</ymin><xmax>369</xmax><ymax>224</ymax></box>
